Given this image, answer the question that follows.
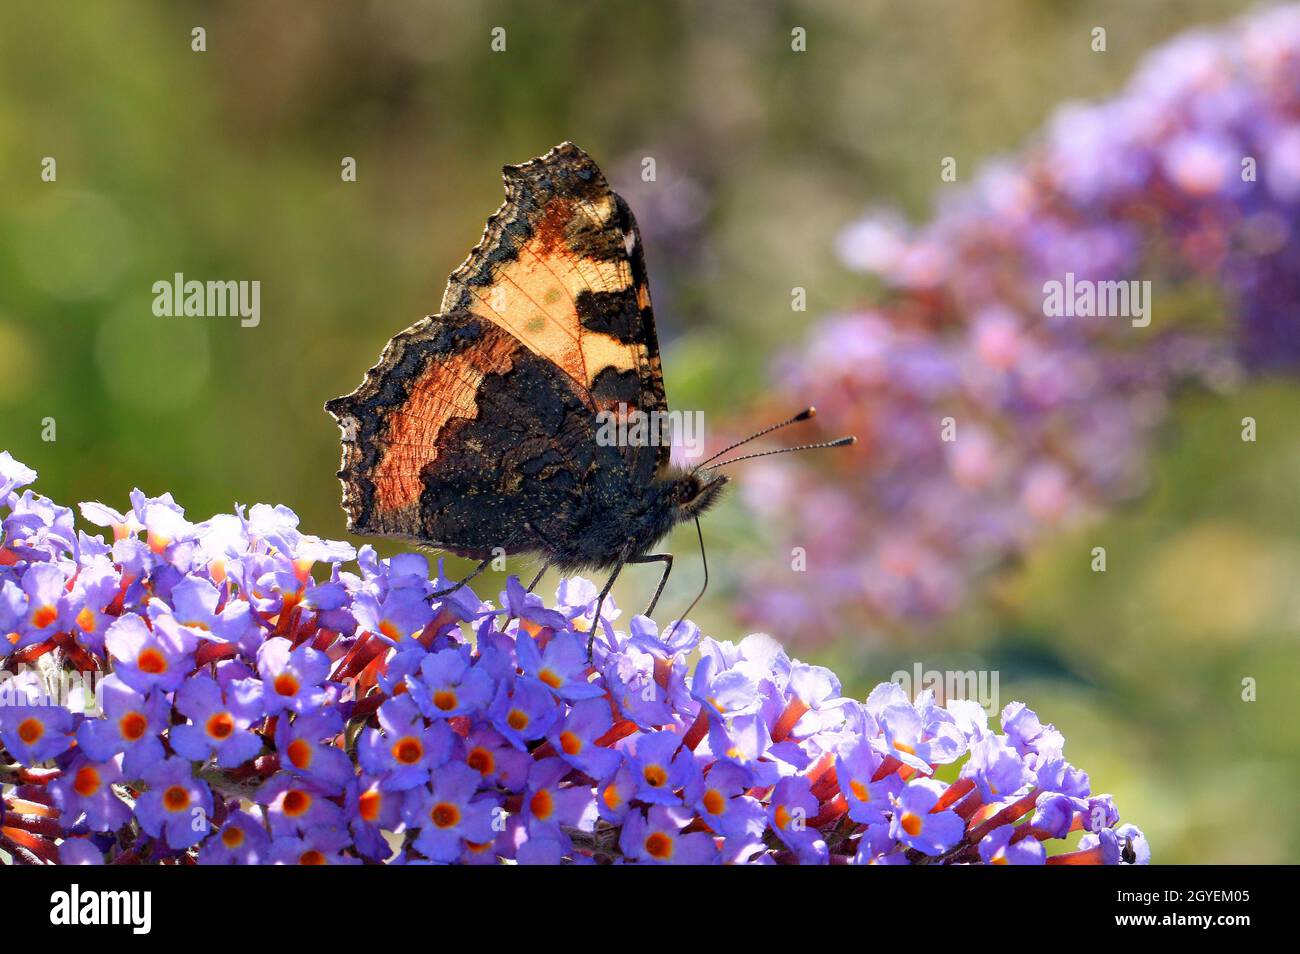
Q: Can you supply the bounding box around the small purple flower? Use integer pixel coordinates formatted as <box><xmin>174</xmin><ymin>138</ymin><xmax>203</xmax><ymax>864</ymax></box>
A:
<box><xmin>135</xmin><ymin>757</ymin><xmax>213</xmax><ymax>850</ymax></box>
<box><xmin>358</xmin><ymin>694</ymin><xmax>455</xmax><ymax>790</ymax></box>
<box><xmin>546</xmin><ymin>697</ymin><xmax>621</xmax><ymax>779</ymax></box>
<box><xmin>623</xmin><ymin>730</ymin><xmax>692</xmax><ymax>805</ymax></box>
<box><xmin>402</xmin><ymin>762</ymin><xmax>499</xmax><ymax>863</ymax></box>
<box><xmin>684</xmin><ymin>762</ymin><xmax>765</xmax><ymax>839</ymax></box>
<box><xmin>523</xmin><ymin>758</ymin><xmax>597</xmax><ymax>838</ymax></box>
<box><xmin>256</xmin><ymin>773</ymin><xmax>345</xmax><ymax>837</ymax></box>
<box><xmin>889</xmin><ymin>778</ymin><xmax>966</xmax><ymax>857</ymax></box>
<box><xmin>489</xmin><ymin>676</ymin><xmax>559</xmax><ymax>749</ymax></box>
<box><xmin>104</xmin><ymin>613</ymin><xmax>196</xmax><ymax>693</ymax></box>
<box><xmin>769</xmin><ymin>775</ymin><xmax>828</xmax><ymax>863</ymax></box>
<box><xmin>516</xmin><ymin>630</ymin><xmax>602</xmax><ymax>701</ymax></box>
<box><xmin>49</xmin><ymin>755</ymin><xmax>131</xmax><ymax>832</ymax></box>
<box><xmin>269</xmin><ymin>828</ymin><xmax>358</xmax><ymax>865</ymax></box>
<box><xmin>0</xmin><ymin>704</ymin><xmax>75</xmax><ymax>765</ymax></box>
<box><xmin>978</xmin><ymin>824</ymin><xmax>1046</xmax><ymax>865</ymax></box>
<box><xmin>75</xmin><ymin>674</ymin><xmax>168</xmax><ymax>776</ymax></box>
<box><xmin>256</xmin><ymin>638</ymin><xmax>333</xmax><ymax>714</ymax></box>
<box><xmin>409</xmin><ymin>645</ymin><xmax>494</xmax><ymax>718</ymax></box>
<box><xmin>199</xmin><ymin>810</ymin><xmax>272</xmax><ymax>865</ymax></box>
<box><xmin>170</xmin><ymin>675</ymin><xmax>264</xmax><ymax>769</ymax></box>
<box><xmin>619</xmin><ymin>805</ymin><xmax>717</xmax><ymax>865</ymax></box>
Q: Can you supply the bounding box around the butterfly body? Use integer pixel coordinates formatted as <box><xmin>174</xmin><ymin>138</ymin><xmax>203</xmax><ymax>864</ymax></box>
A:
<box><xmin>325</xmin><ymin>142</ymin><xmax>724</xmax><ymax>586</ymax></box>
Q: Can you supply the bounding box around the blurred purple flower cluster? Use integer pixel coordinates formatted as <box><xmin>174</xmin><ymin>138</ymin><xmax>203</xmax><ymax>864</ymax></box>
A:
<box><xmin>0</xmin><ymin>453</ymin><xmax>1143</xmax><ymax>864</ymax></box>
<box><xmin>740</xmin><ymin>6</ymin><xmax>1300</xmax><ymax>634</ymax></box>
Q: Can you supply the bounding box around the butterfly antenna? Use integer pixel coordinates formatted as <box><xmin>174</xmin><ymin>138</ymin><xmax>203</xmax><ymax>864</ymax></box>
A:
<box><xmin>691</xmin><ymin>407</ymin><xmax>818</xmax><ymax>474</ymax></box>
<box><xmin>710</xmin><ymin>435</ymin><xmax>856</xmax><ymax>469</ymax></box>
<box><xmin>664</xmin><ymin>517</ymin><xmax>709</xmax><ymax>644</ymax></box>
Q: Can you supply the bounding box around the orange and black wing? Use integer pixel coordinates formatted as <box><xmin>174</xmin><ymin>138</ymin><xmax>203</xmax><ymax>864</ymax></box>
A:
<box><xmin>324</xmin><ymin>311</ymin><xmax>616</xmax><ymax>554</ymax></box>
<box><xmin>440</xmin><ymin>141</ymin><xmax>669</xmax><ymax>486</ymax></box>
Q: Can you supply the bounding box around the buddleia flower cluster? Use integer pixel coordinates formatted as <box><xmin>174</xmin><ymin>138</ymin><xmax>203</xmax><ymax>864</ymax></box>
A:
<box><xmin>739</xmin><ymin>6</ymin><xmax>1300</xmax><ymax>635</ymax></box>
<box><xmin>0</xmin><ymin>452</ymin><xmax>1145</xmax><ymax>865</ymax></box>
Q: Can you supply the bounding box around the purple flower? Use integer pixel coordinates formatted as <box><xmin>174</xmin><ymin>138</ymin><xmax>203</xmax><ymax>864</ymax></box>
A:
<box><xmin>256</xmin><ymin>773</ymin><xmax>344</xmax><ymax>837</ymax></box>
<box><xmin>402</xmin><ymin>763</ymin><xmax>499</xmax><ymax>863</ymax></box>
<box><xmin>75</xmin><ymin>674</ymin><xmax>168</xmax><ymax>776</ymax></box>
<box><xmin>199</xmin><ymin>810</ymin><xmax>272</xmax><ymax>865</ymax></box>
<box><xmin>256</xmin><ymin>638</ymin><xmax>333</xmax><ymax>715</ymax></box>
<box><xmin>170</xmin><ymin>675</ymin><xmax>264</xmax><ymax>769</ymax></box>
<box><xmin>358</xmin><ymin>694</ymin><xmax>455</xmax><ymax>790</ymax></box>
<box><xmin>978</xmin><ymin>824</ymin><xmax>1046</xmax><ymax>865</ymax></box>
<box><xmin>889</xmin><ymin>778</ymin><xmax>966</xmax><ymax>857</ymax></box>
<box><xmin>516</xmin><ymin>630</ymin><xmax>603</xmax><ymax>701</ymax></box>
<box><xmin>269</xmin><ymin>828</ymin><xmax>358</xmax><ymax>865</ymax></box>
<box><xmin>619</xmin><ymin>805</ymin><xmax>717</xmax><ymax>865</ymax></box>
<box><xmin>135</xmin><ymin>758</ymin><xmax>213</xmax><ymax>850</ymax></box>
<box><xmin>769</xmin><ymin>776</ymin><xmax>828</xmax><ymax>863</ymax></box>
<box><xmin>408</xmin><ymin>645</ymin><xmax>494</xmax><ymax>718</ymax></box>
<box><xmin>48</xmin><ymin>755</ymin><xmax>131</xmax><ymax>831</ymax></box>
<box><xmin>522</xmin><ymin>758</ymin><xmax>597</xmax><ymax>838</ymax></box>
<box><xmin>546</xmin><ymin>697</ymin><xmax>621</xmax><ymax>779</ymax></box>
<box><xmin>488</xmin><ymin>676</ymin><xmax>559</xmax><ymax>749</ymax></box>
<box><xmin>0</xmin><ymin>704</ymin><xmax>75</xmax><ymax>765</ymax></box>
<box><xmin>104</xmin><ymin>613</ymin><xmax>196</xmax><ymax>693</ymax></box>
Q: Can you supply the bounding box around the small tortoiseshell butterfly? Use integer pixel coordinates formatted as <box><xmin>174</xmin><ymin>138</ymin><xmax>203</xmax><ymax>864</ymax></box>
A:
<box><xmin>325</xmin><ymin>142</ymin><xmax>851</xmax><ymax>643</ymax></box>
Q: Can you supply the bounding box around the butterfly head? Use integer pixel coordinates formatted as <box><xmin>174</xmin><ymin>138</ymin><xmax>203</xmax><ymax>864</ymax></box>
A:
<box><xmin>663</xmin><ymin>468</ymin><xmax>729</xmax><ymax>521</ymax></box>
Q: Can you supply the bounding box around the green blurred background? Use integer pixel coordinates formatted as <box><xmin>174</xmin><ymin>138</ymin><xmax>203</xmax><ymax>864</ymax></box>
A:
<box><xmin>1</xmin><ymin>0</ymin><xmax>1294</xmax><ymax>862</ymax></box>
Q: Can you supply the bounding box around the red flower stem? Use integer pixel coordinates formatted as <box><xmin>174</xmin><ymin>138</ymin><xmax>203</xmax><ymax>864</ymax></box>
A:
<box><xmin>967</xmin><ymin>788</ymin><xmax>1041</xmax><ymax>844</ymax></box>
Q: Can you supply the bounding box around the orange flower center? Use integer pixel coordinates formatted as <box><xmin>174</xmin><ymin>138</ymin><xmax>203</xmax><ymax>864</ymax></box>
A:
<box><xmin>430</xmin><ymin>802</ymin><xmax>460</xmax><ymax>829</ymax></box>
<box><xmin>900</xmin><ymin>811</ymin><xmax>922</xmax><ymax>837</ymax></box>
<box><xmin>206</xmin><ymin>712</ymin><xmax>235</xmax><ymax>740</ymax></box>
<box><xmin>506</xmin><ymin>708</ymin><xmax>529</xmax><ymax>731</ymax></box>
<box><xmin>702</xmin><ymin>789</ymin><xmax>726</xmax><ymax>816</ymax></box>
<box><xmin>16</xmin><ymin>717</ymin><xmax>43</xmax><ymax>745</ymax></box>
<box><xmin>282</xmin><ymin>790</ymin><xmax>311</xmax><ymax>817</ymax></box>
<box><xmin>602</xmin><ymin>784</ymin><xmax>622</xmax><ymax>810</ymax></box>
<box><xmin>119</xmin><ymin>711</ymin><xmax>148</xmax><ymax>741</ymax></box>
<box><xmin>538</xmin><ymin>668</ymin><xmax>563</xmax><ymax>689</ymax></box>
<box><xmin>529</xmin><ymin>789</ymin><xmax>554</xmax><ymax>820</ymax></box>
<box><xmin>466</xmin><ymin>747</ymin><xmax>495</xmax><ymax>775</ymax></box>
<box><xmin>299</xmin><ymin>849</ymin><xmax>326</xmax><ymax>865</ymax></box>
<box><xmin>163</xmin><ymin>785</ymin><xmax>191</xmax><ymax>812</ymax></box>
<box><xmin>30</xmin><ymin>605</ymin><xmax>58</xmax><ymax>629</ymax></box>
<box><xmin>76</xmin><ymin>607</ymin><xmax>97</xmax><ymax>633</ymax></box>
<box><xmin>644</xmin><ymin>832</ymin><xmax>673</xmax><ymax>859</ymax></box>
<box><xmin>392</xmin><ymin>736</ymin><xmax>423</xmax><ymax>765</ymax></box>
<box><xmin>358</xmin><ymin>789</ymin><xmax>382</xmax><ymax>823</ymax></box>
<box><xmin>642</xmin><ymin>764</ymin><xmax>667</xmax><ymax>788</ymax></box>
<box><xmin>287</xmin><ymin>738</ymin><xmax>313</xmax><ymax>769</ymax></box>
<box><xmin>559</xmin><ymin>731</ymin><xmax>582</xmax><ymax>756</ymax></box>
<box><xmin>433</xmin><ymin>690</ymin><xmax>457</xmax><ymax>712</ymax></box>
<box><xmin>850</xmin><ymin>779</ymin><xmax>870</xmax><ymax>801</ymax></box>
<box><xmin>221</xmin><ymin>826</ymin><xmax>245</xmax><ymax>849</ymax></box>
<box><xmin>774</xmin><ymin>805</ymin><xmax>793</xmax><ymax>830</ymax></box>
<box><xmin>73</xmin><ymin>765</ymin><xmax>101</xmax><ymax>797</ymax></box>
<box><xmin>136</xmin><ymin>647</ymin><xmax>168</xmax><ymax>675</ymax></box>
<box><xmin>273</xmin><ymin>673</ymin><xmax>300</xmax><ymax>697</ymax></box>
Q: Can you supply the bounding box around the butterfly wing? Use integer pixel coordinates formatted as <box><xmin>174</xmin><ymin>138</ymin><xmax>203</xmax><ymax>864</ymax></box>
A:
<box><xmin>325</xmin><ymin>311</ymin><xmax>625</xmax><ymax>555</ymax></box>
<box><xmin>440</xmin><ymin>141</ymin><xmax>669</xmax><ymax>486</ymax></box>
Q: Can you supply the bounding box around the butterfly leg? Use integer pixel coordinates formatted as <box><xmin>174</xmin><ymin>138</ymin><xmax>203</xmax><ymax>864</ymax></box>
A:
<box><xmin>663</xmin><ymin>518</ymin><xmax>709</xmax><ymax>644</ymax></box>
<box><xmin>525</xmin><ymin>561</ymin><xmax>551</xmax><ymax>593</ymax></box>
<box><xmin>587</xmin><ymin>561</ymin><xmax>624</xmax><ymax>661</ymax></box>
<box><xmin>430</xmin><ymin>556</ymin><xmax>492</xmax><ymax>599</ymax></box>
<box><xmin>628</xmin><ymin>552</ymin><xmax>673</xmax><ymax>616</ymax></box>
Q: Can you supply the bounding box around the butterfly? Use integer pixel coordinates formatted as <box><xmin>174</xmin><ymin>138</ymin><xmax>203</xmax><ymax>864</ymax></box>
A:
<box><xmin>324</xmin><ymin>142</ymin><xmax>852</xmax><ymax>647</ymax></box>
